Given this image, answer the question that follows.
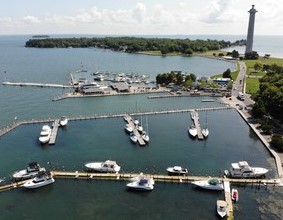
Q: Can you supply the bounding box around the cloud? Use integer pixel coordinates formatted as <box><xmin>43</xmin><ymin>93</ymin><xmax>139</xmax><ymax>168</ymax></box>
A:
<box><xmin>23</xmin><ymin>16</ymin><xmax>41</xmax><ymax>24</ymax></box>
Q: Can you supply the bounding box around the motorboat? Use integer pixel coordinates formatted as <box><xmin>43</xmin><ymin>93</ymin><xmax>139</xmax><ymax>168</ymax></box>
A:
<box><xmin>192</xmin><ymin>178</ymin><xmax>224</xmax><ymax>191</ymax></box>
<box><xmin>85</xmin><ymin>160</ymin><xmax>121</xmax><ymax>173</ymax></box>
<box><xmin>231</xmin><ymin>188</ymin><xmax>239</xmax><ymax>202</ymax></box>
<box><xmin>166</xmin><ymin>166</ymin><xmax>188</xmax><ymax>175</ymax></box>
<box><xmin>59</xmin><ymin>116</ymin><xmax>68</xmax><ymax>127</ymax></box>
<box><xmin>22</xmin><ymin>171</ymin><xmax>55</xmax><ymax>189</ymax></box>
<box><xmin>141</xmin><ymin>131</ymin><xmax>149</xmax><ymax>143</ymax></box>
<box><xmin>136</xmin><ymin>124</ymin><xmax>143</xmax><ymax>133</ymax></box>
<box><xmin>188</xmin><ymin>124</ymin><xmax>197</xmax><ymax>138</ymax></box>
<box><xmin>126</xmin><ymin>177</ymin><xmax>154</xmax><ymax>191</ymax></box>
<box><xmin>224</xmin><ymin>161</ymin><xmax>269</xmax><ymax>178</ymax></box>
<box><xmin>124</xmin><ymin>124</ymin><xmax>133</xmax><ymax>134</ymax></box>
<box><xmin>129</xmin><ymin>174</ymin><xmax>155</xmax><ymax>185</ymax></box>
<box><xmin>216</xmin><ymin>200</ymin><xmax>227</xmax><ymax>218</ymax></box>
<box><xmin>133</xmin><ymin>119</ymin><xmax>139</xmax><ymax>126</ymax></box>
<box><xmin>130</xmin><ymin>132</ymin><xmax>138</xmax><ymax>144</ymax></box>
<box><xmin>201</xmin><ymin>128</ymin><xmax>209</xmax><ymax>138</ymax></box>
<box><xmin>13</xmin><ymin>162</ymin><xmax>46</xmax><ymax>180</ymax></box>
<box><xmin>39</xmin><ymin>125</ymin><xmax>51</xmax><ymax>144</ymax></box>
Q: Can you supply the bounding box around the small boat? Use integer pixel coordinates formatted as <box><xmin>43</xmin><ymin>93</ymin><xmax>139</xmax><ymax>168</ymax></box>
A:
<box><xmin>166</xmin><ymin>166</ymin><xmax>188</xmax><ymax>175</ymax></box>
<box><xmin>130</xmin><ymin>132</ymin><xmax>138</xmax><ymax>144</ymax></box>
<box><xmin>39</xmin><ymin>125</ymin><xmax>51</xmax><ymax>144</ymax></box>
<box><xmin>59</xmin><ymin>116</ymin><xmax>68</xmax><ymax>127</ymax></box>
<box><xmin>124</xmin><ymin>124</ymin><xmax>133</xmax><ymax>134</ymax></box>
<box><xmin>188</xmin><ymin>124</ymin><xmax>197</xmax><ymax>138</ymax></box>
<box><xmin>192</xmin><ymin>178</ymin><xmax>224</xmax><ymax>191</ymax></box>
<box><xmin>22</xmin><ymin>171</ymin><xmax>55</xmax><ymax>189</ymax></box>
<box><xmin>141</xmin><ymin>131</ymin><xmax>149</xmax><ymax>143</ymax></box>
<box><xmin>13</xmin><ymin>162</ymin><xmax>46</xmax><ymax>180</ymax></box>
<box><xmin>126</xmin><ymin>177</ymin><xmax>154</xmax><ymax>191</ymax></box>
<box><xmin>85</xmin><ymin>160</ymin><xmax>121</xmax><ymax>173</ymax></box>
<box><xmin>129</xmin><ymin>174</ymin><xmax>155</xmax><ymax>185</ymax></box>
<box><xmin>216</xmin><ymin>200</ymin><xmax>227</xmax><ymax>218</ymax></box>
<box><xmin>133</xmin><ymin>119</ymin><xmax>139</xmax><ymax>126</ymax></box>
<box><xmin>224</xmin><ymin>161</ymin><xmax>269</xmax><ymax>178</ymax></box>
<box><xmin>231</xmin><ymin>188</ymin><xmax>239</xmax><ymax>202</ymax></box>
<box><xmin>136</xmin><ymin>124</ymin><xmax>143</xmax><ymax>133</ymax></box>
<box><xmin>202</xmin><ymin>128</ymin><xmax>209</xmax><ymax>138</ymax></box>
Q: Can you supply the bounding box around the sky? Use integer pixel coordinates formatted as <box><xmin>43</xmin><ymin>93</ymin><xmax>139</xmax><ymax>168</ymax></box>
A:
<box><xmin>0</xmin><ymin>0</ymin><xmax>282</xmax><ymax>35</ymax></box>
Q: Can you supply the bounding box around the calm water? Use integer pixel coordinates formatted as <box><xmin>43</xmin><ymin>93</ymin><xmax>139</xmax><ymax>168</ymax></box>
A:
<box><xmin>0</xmin><ymin>35</ymin><xmax>282</xmax><ymax>220</ymax></box>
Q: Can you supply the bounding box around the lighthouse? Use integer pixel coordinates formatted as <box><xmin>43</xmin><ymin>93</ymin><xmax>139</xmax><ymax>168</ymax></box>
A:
<box><xmin>245</xmin><ymin>5</ymin><xmax>258</xmax><ymax>54</ymax></box>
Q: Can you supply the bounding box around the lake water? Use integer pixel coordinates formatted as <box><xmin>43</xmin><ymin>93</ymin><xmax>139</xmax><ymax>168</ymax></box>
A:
<box><xmin>0</xmin><ymin>35</ymin><xmax>282</xmax><ymax>220</ymax></box>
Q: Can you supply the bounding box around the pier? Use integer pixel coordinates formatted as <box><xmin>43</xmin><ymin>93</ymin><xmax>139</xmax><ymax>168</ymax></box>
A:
<box><xmin>224</xmin><ymin>180</ymin><xmax>233</xmax><ymax>217</ymax></box>
<box><xmin>49</xmin><ymin>119</ymin><xmax>60</xmax><ymax>145</ymax></box>
<box><xmin>123</xmin><ymin>114</ymin><xmax>146</xmax><ymax>146</ymax></box>
<box><xmin>2</xmin><ymin>81</ymin><xmax>73</xmax><ymax>88</ymax></box>
<box><xmin>190</xmin><ymin>110</ymin><xmax>204</xmax><ymax>140</ymax></box>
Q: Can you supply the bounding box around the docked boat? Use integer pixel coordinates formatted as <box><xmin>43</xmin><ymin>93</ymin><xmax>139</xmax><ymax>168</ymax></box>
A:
<box><xmin>59</xmin><ymin>116</ymin><xmax>68</xmax><ymax>127</ymax></box>
<box><xmin>141</xmin><ymin>131</ymin><xmax>149</xmax><ymax>143</ymax></box>
<box><xmin>124</xmin><ymin>124</ymin><xmax>133</xmax><ymax>134</ymax></box>
<box><xmin>188</xmin><ymin>124</ymin><xmax>197</xmax><ymax>138</ymax></box>
<box><xmin>130</xmin><ymin>132</ymin><xmax>138</xmax><ymax>144</ymax></box>
<box><xmin>201</xmin><ymin>128</ymin><xmax>209</xmax><ymax>138</ymax></box>
<box><xmin>231</xmin><ymin>188</ymin><xmax>239</xmax><ymax>202</ymax></box>
<box><xmin>216</xmin><ymin>200</ymin><xmax>227</xmax><ymax>218</ymax></box>
<box><xmin>13</xmin><ymin>162</ymin><xmax>46</xmax><ymax>180</ymax></box>
<box><xmin>166</xmin><ymin>166</ymin><xmax>188</xmax><ymax>175</ymax></box>
<box><xmin>129</xmin><ymin>174</ymin><xmax>155</xmax><ymax>185</ymax></box>
<box><xmin>22</xmin><ymin>171</ymin><xmax>55</xmax><ymax>189</ymax></box>
<box><xmin>126</xmin><ymin>177</ymin><xmax>154</xmax><ymax>191</ymax></box>
<box><xmin>192</xmin><ymin>178</ymin><xmax>224</xmax><ymax>191</ymax></box>
<box><xmin>39</xmin><ymin>125</ymin><xmax>51</xmax><ymax>144</ymax></box>
<box><xmin>85</xmin><ymin>160</ymin><xmax>121</xmax><ymax>173</ymax></box>
<box><xmin>136</xmin><ymin>124</ymin><xmax>143</xmax><ymax>133</ymax></box>
<box><xmin>224</xmin><ymin>161</ymin><xmax>269</xmax><ymax>178</ymax></box>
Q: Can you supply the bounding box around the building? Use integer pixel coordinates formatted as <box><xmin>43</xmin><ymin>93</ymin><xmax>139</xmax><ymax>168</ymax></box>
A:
<box><xmin>245</xmin><ymin>5</ymin><xmax>258</xmax><ymax>54</ymax></box>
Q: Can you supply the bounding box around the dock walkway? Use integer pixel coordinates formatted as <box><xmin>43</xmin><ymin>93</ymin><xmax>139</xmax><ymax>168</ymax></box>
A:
<box><xmin>190</xmin><ymin>110</ymin><xmax>204</xmax><ymax>140</ymax></box>
<box><xmin>49</xmin><ymin>119</ymin><xmax>60</xmax><ymax>145</ymax></box>
<box><xmin>224</xmin><ymin>180</ymin><xmax>233</xmax><ymax>217</ymax></box>
<box><xmin>3</xmin><ymin>81</ymin><xmax>73</xmax><ymax>88</ymax></box>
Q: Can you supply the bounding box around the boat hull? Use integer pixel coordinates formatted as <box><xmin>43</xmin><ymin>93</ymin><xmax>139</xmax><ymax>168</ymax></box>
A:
<box><xmin>85</xmin><ymin>162</ymin><xmax>121</xmax><ymax>173</ymax></box>
<box><xmin>192</xmin><ymin>180</ymin><xmax>224</xmax><ymax>191</ymax></box>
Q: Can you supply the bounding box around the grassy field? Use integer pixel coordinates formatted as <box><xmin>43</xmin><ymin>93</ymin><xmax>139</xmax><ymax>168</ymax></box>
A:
<box><xmin>246</xmin><ymin>77</ymin><xmax>260</xmax><ymax>94</ymax></box>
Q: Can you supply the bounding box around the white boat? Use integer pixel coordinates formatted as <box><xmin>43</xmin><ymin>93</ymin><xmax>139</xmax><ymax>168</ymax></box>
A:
<box><xmin>141</xmin><ymin>131</ymin><xmax>149</xmax><ymax>143</ymax></box>
<box><xmin>224</xmin><ymin>161</ymin><xmax>269</xmax><ymax>178</ymax></box>
<box><xmin>231</xmin><ymin>188</ymin><xmax>239</xmax><ymax>202</ymax></box>
<box><xmin>85</xmin><ymin>160</ymin><xmax>121</xmax><ymax>173</ymax></box>
<box><xmin>192</xmin><ymin>178</ymin><xmax>224</xmax><ymax>191</ymax></box>
<box><xmin>188</xmin><ymin>124</ymin><xmax>197</xmax><ymax>137</ymax></box>
<box><xmin>39</xmin><ymin>125</ymin><xmax>51</xmax><ymax>144</ymax></box>
<box><xmin>126</xmin><ymin>177</ymin><xmax>154</xmax><ymax>191</ymax></box>
<box><xmin>124</xmin><ymin>124</ymin><xmax>133</xmax><ymax>133</ymax></box>
<box><xmin>136</xmin><ymin>124</ymin><xmax>143</xmax><ymax>133</ymax></box>
<box><xmin>59</xmin><ymin>116</ymin><xmax>68</xmax><ymax>127</ymax></box>
<box><xmin>202</xmin><ymin>128</ymin><xmax>209</xmax><ymax>138</ymax></box>
<box><xmin>13</xmin><ymin>162</ymin><xmax>46</xmax><ymax>180</ymax></box>
<box><xmin>129</xmin><ymin>174</ymin><xmax>155</xmax><ymax>185</ymax></box>
<box><xmin>216</xmin><ymin>200</ymin><xmax>227</xmax><ymax>218</ymax></box>
<box><xmin>133</xmin><ymin>119</ymin><xmax>139</xmax><ymax>126</ymax></box>
<box><xmin>167</xmin><ymin>166</ymin><xmax>188</xmax><ymax>175</ymax></box>
<box><xmin>130</xmin><ymin>132</ymin><xmax>138</xmax><ymax>144</ymax></box>
<box><xmin>22</xmin><ymin>171</ymin><xmax>55</xmax><ymax>189</ymax></box>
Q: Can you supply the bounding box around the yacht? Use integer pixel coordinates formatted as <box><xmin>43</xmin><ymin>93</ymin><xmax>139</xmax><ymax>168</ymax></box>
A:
<box><xmin>59</xmin><ymin>116</ymin><xmax>68</xmax><ymax>127</ymax></box>
<box><xmin>85</xmin><ymin>160</ymin><xmax>121</xmax><ymax>173</ymax></box>
<box><xmin>192</xmin><ymin>178</ymin><xmax>224</xmax><ymax>191</ymax></box>
<box><xmin>126</xmin><ymin>177</ymin><xmax>154</xmax><ymax>191</ymax></box>
<box><xmin>141</xmin><ymin>131</ymin><xmax>149</xmax><ymax>143</ymax></box>
<box><xmin>129</xmin><ymin>174</ymin><xmax>155</xmax><ymax>185</ymax></box>
<box><xmin>130</xmin><ymin>132</ymin><xmax>138</xmax><ymax>144</ymax></box>
<box><xmin>188</xmin><ymin>124</ymin><xmax>197</xmax><ymax>138</ymax></box>
<box><xmin>22</xmin><ymin>171</ymin><xmax>55</xmax><ymax>189</ymax></box>
<box><xmin>166</xmin><ymin>166</ymin><xmax>188</xmax><ymax>175</ymax></box>
<box><xmin>224</xmin><ymin>161</ymin><xmax>269</xmax><ymax>178</ymax></box>
<box><xmin>216</xmin><ymin>200</ymin><xmax>227</xmax><ymax>218</ymax></box>
<box><xmin>124</xmin><ymin>124</ymin><xmax>133</xmax><ymax>134</ymax></box>
<box><xmin>39</xmin><ymin>125</ymin><xmax>51</xmax><ymax>144</ymax></box>
<box><xmin>13</xmin><ymin>162</ymin><xmax>46</xmax><ymax>180</ymax></box>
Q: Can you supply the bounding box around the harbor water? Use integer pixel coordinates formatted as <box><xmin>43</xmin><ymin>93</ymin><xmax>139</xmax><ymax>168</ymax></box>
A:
<box><xmin>0</xmin><ymin>35</ymin><xmax>282</xmax><ymax>220</ymax></box>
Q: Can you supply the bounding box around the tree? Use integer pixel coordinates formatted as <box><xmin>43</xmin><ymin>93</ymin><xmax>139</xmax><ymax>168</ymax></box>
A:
<box><xmin>271</xmin><ymin>135</ymin><xmax>283</xmax><ymax>152</ymax></box>
<box><xmin>254</xmin><ymin>62</ymin><xmax>263</xmax><ymax>72</ymax></box>
<box><xmin>184</xmin><ymin>48</ymin><xmax>193</xmax><ymax>56</ymax></box>
<box><xmin>223</xmin><ymin>68</ymin><xmax>232</xmax><ymax>79</ymax></box>
<box><xmin>244</xmin><ymin>51</ymin><xmax>259</xmax><ymax>60</ymax></box>
<box><xmin>231</xmin><ymin>50</ymin><xmax>239</xmax><ymax>59</ymax></box>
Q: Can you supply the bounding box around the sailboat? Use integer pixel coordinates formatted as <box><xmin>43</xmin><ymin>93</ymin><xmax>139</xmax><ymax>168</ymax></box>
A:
<box><xmin>202</xmin><ymin>111</ymin><xmax>209</xmax><ymax>138</ymax></box>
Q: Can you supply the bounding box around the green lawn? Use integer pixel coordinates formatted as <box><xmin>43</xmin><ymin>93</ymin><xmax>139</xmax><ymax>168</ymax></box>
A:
<box><xmin>246</xmin><ymin>77</ymin><xmax>260</xmax><ymax>94</ymax></box>
<box><xmin>244</xmin><ymin>57</ymin><xmax>283</xmax><ymax>75</ymax></box>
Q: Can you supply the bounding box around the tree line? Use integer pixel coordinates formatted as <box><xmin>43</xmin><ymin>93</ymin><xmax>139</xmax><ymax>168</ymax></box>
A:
<box><xmin>25</xmin><ymin>37</ymin><xmax>245</xmax><ymax>54</ymax></box>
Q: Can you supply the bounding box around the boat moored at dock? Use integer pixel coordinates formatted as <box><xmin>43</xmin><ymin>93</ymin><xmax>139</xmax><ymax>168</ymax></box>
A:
<box><xmin>85</xmin><ymin>160</ymin><xmax>121</xmax><ymax>173</ymax></box>
<box><xmin>166</xmin><ymin>166</ymin><xmax>188</xmax><ymax>175</ymax></box>
<box><xmin>59</xmin><ymin>116</ymin><xmax>68</xmax><ymax>127</ymax></box>
<box><xmin>126</xmin><ymin>177</ymin><xmax>154</xmax><ymax>191</ymax></box>
<box><xmin>13</xmin><ymin>162</ymin><xmax>46</xmax><ymax>180</ymax></box>
<box><xmin>39</xmin><ymin>125</ymin><xmax>51</xmax><ymax>144</ymax></box>
<box><xmin>188</xmin><ymin>124</ymin><xmax>197</xmax><ymax>138</ymax></box>
<box><xmin>192</xmin><ymin>178</ymin><xmax>224</xmax><ymax>191</ymax></box>
<box><xmin>22</xmin><ymin>171</ymin><xmax>55</xmax><ymax>189</ymax></box>
<box><xmin>216</xmin><ymin>200</ymin><xmax>227</xmax><ymax>218</ymax></box>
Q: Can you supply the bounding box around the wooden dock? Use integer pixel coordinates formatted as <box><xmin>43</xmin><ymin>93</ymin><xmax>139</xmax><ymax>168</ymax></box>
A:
<box><xmin>49</xmin><ymin>119</ymin><xmax>60</xmax><ymax>145</ymax></box>
<box><xmin>190</xmin><ymin>110</ymin><xmax>204</xmax><ymax>140</ymax></box>
<box><xmin>123</xmin><ymin>114</ymin><xmax>146</xmax><ymax>146</ymax></box>
<box><xmin>2</xmin><ymin>81</ymin><xmax>73</xmax><ymax>88</ymax></box>
<box><xmin>224</xmin><ymin>180</ymin><xmax>233</xmax><ymax>217</ymax></box>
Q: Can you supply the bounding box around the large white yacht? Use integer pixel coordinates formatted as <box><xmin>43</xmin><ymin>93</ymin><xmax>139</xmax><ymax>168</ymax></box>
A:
<box><xmin>166</xmin><ymin>166</ymin><xmax>188</xmax><ymax>175</ymax></box>
<box><xmin>192</xmin><ymin>178</ymin><xmax>224</xmax><ymax>191</ymax></box>
<box><xmin>13</xmin><ymin>162</ymin><xmax>46</xmax><ymax>180</ymax></box>
<box><xmin>22</xmin><ymin>171</ymin><xmax>55</xmax><ymax>189</ymax></box>
<box><xmin>224</xmin><ymin>161</ymin><xmax>269</xmax><ymax>178</ymax></box>
<box><xmin>85</xmin><ymin>160</ymin><xmax>121</xmax><ymax>173</ymax></box>
<box><xmin>126</xmin><ymin>177</ymin><xmax>154</xmax><ymax>191</ymax></box>
<box><xmin>39</xmin><ymin>125</ymin><xmax>51</xmax><ymax>144</ymax></box>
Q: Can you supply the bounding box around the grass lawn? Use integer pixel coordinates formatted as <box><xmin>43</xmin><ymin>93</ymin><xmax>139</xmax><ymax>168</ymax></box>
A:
<box><xmin>246</xmin><ymin>77</ymin><xmax>260</xmax><ymax>94</ymax></box>
<box><xmin>244</xmin><ymin>57</ymin><xmax>283</xmax><ymax>75</ymax></box>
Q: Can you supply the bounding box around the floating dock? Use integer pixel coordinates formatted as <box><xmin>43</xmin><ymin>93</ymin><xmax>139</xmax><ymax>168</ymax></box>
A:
<box><xmin>123</xmin><ymin>114</ymin><xmax>146</xmax><ymax>146</ymax></box>
<box><xmin>49</xmin><ymin>119</ymin><xmax>60</xmax><ymax>145</ymax></box>
<box><xmin>224</xmin><ymin>180</ymin><xmax>233</xmax><ymax>217</ymax></box>
<box><xmin>190</xmin><ymin>110</ymin><xmax>204</xmax><ymax>140</ymax></box>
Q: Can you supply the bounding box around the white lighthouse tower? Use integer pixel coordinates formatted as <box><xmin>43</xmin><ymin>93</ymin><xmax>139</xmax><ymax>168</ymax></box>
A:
<box><xmin>245</xmin><ymin>5</ymin><xmax>258</xmax><ymax>54</ymax></box>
